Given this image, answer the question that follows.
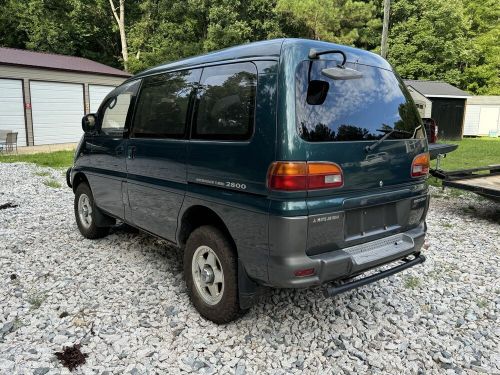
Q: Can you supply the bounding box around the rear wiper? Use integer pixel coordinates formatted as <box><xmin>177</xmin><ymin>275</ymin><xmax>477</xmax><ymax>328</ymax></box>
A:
<box><xmin>365</xmin><ymin>128</ymin><xmax>413</xmax><ymax>153</ymax></box>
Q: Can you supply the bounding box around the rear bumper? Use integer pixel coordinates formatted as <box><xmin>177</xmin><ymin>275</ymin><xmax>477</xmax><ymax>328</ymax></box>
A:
<box><xmin>266</xmin><ymin>223</ymin><xmax>426</xmax><ymax>288</ymax></box>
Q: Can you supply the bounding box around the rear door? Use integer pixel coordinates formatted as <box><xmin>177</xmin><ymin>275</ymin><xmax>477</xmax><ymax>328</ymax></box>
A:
<box><xmin>295</xmin><ymin>59</ymin><xmax>427</xmax><ymax>194</ymax></box>
<box><xmin>125</xmin><ymin>69</ymin><xmax>200</xmax><ymax>240</ymax></box>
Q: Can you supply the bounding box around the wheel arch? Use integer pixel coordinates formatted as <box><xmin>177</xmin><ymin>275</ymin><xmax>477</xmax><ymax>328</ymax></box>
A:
<box><xmin>72</xmin><ymin>171</ymin><xmax>90</xmax><ymax>193</ymax></box>
<box><xmin>177</xmin><ymin>205</ymin><xmax>237</xmax><ymax>252</ymax></box>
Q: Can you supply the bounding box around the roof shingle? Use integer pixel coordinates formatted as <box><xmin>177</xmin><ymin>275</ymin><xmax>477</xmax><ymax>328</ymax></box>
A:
<box><xmin>403</xmin><ymin>80</ymin><xmax>470</xmax><ymax>97</ymax></box>
<box><xmin>0</xmin><ymin>47</ymin><xmax>131</xmax><ymax>77</ymax></box>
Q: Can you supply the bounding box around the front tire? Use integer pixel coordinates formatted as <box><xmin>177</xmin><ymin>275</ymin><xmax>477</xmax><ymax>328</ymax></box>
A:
<box><xmin>184</xmin><ymin>226</ymin><xmax>241</xmax><ymax>324</ymax></box>
<box><xmin>74</xmin><ymin>183</ymin><xmax>111</xmax><ymax>239</ymax></box>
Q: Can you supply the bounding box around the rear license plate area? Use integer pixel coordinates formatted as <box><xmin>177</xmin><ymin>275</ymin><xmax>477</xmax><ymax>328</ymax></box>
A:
<box><xmin>345</xmin><ymin>203</ymin><xmax>398</xmax><ymax>239</ymax></box>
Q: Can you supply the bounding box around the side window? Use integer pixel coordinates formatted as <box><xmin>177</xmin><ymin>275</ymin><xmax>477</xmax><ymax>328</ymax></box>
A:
<box><xmin>193</xmin><ymin>62</ymin><xmax>257</xmax><ymax>140</ymax></box>
<box><xmin>101</xmin><ymin>80</ymin><xmax>139</xmax><ymax>136</ymax></box>
<box><xmin>132</xmin><ymin>70</ymin><xmax>200</xmax><ymax>138</ymax></box>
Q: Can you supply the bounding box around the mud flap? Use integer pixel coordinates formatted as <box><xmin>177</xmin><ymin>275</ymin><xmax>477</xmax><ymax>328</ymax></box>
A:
<box><xmin>238</xmin><ymin>259</ymin><xmax>266</xmax><ymax>310</ymax></box>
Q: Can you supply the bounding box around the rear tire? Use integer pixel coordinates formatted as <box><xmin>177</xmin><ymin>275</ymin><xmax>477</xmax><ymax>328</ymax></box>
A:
<box><xmin>184</xmin><ymin>226</ymin><xmax>241</xmax><ymax>324</ymax></box>
<box><xmin>74</xmin><ymin>183</ymin><xmax>111</xmax><ymax>239</ymax></box>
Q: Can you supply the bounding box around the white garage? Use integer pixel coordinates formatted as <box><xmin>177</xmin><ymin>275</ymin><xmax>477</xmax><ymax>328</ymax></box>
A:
<box><xmin>0</xmin><ymin>78</ymin><xmax>27</xmax><ymax>146</ymax></box>
<box><xmin>463</xmin><ymin>96</ymin><xmax>500</xmax><ymax>137</ymax></box>
<box><xmin>30</xmin><ymin>81</ymin><xmax>85</xmax><ymax>145</ymax></box>
<box><xmin>0</xmin><ymin>47</ymin><xmax>130</xmax><ymax>148</ymax></box>
<box><xmin>89</xmin><ymin>85</ymin><xmax>116</xmax><ymax>113</ymax></box>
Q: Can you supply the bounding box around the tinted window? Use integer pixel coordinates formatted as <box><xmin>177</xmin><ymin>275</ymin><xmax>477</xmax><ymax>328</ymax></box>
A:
<box><xmin>193</xmin><ymin>63</ymin><xmax>257</xmax><ymax>140</ymax></box>
<box><xmin>132</xmin><ymin>70</ymin><xmax>200</xmax><ymax>138</ymax></box>
<box><xmin>296</xmin><ymin>60</ymin><xmax>424</xmax><ymax>142</ymax></box>
<box><xmin>101</xmin><ymin>80</ymin><xmax>139</xmax><ymax>136</ymax></box>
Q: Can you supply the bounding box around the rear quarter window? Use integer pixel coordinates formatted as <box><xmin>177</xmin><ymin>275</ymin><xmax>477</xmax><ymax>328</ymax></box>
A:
<box><xmin>193</xmin><ymin>62</ymin><xmax>257</xmax><ymax>141</ymax></box>
<box><xmin>296</xmin><ymin>60</ymin><xmax>424</xmax><ymax>142</ymax></box>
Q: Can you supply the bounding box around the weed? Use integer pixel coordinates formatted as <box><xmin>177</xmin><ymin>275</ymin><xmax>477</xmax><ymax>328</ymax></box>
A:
<box><xmin>28</xmin><ymin>293</ymin><xmax>46</xmax><ymax>310</ymax></box>
<box><xmin>476</xmin><ymin>298</ymin><xmax>488</xmax><ymax>309</ymax></box>
<box><xmin>35</xmin><ymin>171</ymin><xmax>51</xmax><ymax>177</ymax></box>
<box><xmin>43</xmin><ymin>179</ymin><xmax>62</xmax><ymax>189</ymax></box>
<box><xmin>404</xmin><ymin>275</ymin><xmax>421</xmax><ymax>289</ymax></box>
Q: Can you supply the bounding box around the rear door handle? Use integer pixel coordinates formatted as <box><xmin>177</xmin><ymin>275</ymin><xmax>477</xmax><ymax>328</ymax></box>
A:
<box><xmin>127</xmin><ymin>146</ymin><xmax>136</xmax><ymax>159</ymax></box>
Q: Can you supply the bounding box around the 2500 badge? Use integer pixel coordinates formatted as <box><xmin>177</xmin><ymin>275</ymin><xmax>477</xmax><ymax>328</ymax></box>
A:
<box><xmin>195</xmin><ymin>178</ymin><xmax>247</xmax><ymax>190</ymax></box>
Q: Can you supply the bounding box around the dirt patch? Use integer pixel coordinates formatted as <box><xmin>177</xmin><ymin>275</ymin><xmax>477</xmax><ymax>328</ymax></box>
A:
<box><xmin>0</xmin><ymin>202</ymin><xmax>18</xmax><ymax>210</ymax></box>
<box><xmin>55</xmin><ymin>344</ymin><xmax>88</xmax><ymax>371</ymax></box>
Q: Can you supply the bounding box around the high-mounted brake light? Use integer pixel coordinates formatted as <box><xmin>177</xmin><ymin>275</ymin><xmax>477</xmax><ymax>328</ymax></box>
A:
<box><xmin>411</xmin><ymin>153</ymin><xmax>430</xmax><ymax>178</ymax></box>
<box><xmin>267</xmin><ymin>162</ymin><xmax>343</xmax><ymax>191</ymax></box>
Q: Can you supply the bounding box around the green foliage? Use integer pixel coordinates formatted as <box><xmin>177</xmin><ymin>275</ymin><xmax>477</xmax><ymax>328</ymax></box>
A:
<box><xmin>0</xmin><ymin>0</ymin><xmax>497</xmax><ymax>93</ymax></box>
<box><xmin>0</xmin><ymin>150</ymin><xmax>74</xmax><ymax>168</ymax></box>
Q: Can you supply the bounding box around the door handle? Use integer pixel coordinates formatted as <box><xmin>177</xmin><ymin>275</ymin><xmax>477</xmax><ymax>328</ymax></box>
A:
<box><xmin>127</xmin><ymin>146</ymin><xmax>136</xmax><ymax>159</ymax></box>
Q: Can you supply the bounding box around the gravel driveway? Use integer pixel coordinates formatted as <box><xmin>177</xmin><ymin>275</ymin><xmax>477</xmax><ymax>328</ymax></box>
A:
<box><xmin>1</xmin><ymin>162</ymin><xmax>499</xmax><ymax>374</ymax></box>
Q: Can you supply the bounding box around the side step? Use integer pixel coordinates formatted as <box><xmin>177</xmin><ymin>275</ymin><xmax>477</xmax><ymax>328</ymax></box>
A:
<box><xmin>323</xmin><ymin>254</ymin><xmax>426</xmax><ymax>297</ymax></box>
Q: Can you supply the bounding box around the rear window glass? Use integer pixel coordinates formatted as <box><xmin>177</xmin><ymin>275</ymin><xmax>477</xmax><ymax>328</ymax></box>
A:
<box><xmin>193</xmin><ymin>62</ymin><xmax>257</xmax><ymax>141</ymax></box>
<box><xmin>296</xmin><ymin>60</ymin><xmax>424</xmax><ymax>142</ymax></box>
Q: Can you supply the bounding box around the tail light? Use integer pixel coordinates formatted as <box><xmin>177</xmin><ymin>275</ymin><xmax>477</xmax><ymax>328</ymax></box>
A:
<box><xmin>267</xmin><ymin>161</ymin><xmax>343</xmax><ymax>191</ymax></box>
<box><xmin>411</xmin><ymin>153</ymin><xmax>430</xmax><ymax>178</ymax></box>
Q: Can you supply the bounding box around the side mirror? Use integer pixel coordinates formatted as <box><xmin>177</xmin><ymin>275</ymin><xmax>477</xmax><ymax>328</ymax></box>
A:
<box><xmin>82</xmin><ymin>114</ymin><xmax>97</xmax><ymax>133</ymax></box>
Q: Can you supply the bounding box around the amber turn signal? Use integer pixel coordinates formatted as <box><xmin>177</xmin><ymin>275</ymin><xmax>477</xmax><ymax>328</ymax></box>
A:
<box><xmin>267</xmin><ymin>161</ymin><xmax>343</xmax><ymax>191</ymax></box>
<box><xmin>411</xmin><ymin>152</ymin><xmax>430</xmax><ymax>178</ymax></box>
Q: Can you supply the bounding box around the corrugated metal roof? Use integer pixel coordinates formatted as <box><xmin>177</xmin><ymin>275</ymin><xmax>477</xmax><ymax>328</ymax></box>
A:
<box><xmin>0</xmin><ymin>47</ymin><xmax>131</xmax><ymax>77</ymax></box>
<box><xmin>404</xmin><ymin>80</ymin><xmax>470</xmax><ymax>98</ymax></box>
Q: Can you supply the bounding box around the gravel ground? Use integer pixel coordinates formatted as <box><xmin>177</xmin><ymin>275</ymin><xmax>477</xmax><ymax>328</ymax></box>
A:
<box><xmin>0</xmin><ymin>162</ymin><xmax>499</xmax><ymax>375</ymax></box>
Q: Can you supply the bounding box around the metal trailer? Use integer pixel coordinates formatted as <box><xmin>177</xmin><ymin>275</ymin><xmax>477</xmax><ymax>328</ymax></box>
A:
<box><xmin>430</xmin><ymin>165</ymin><xmax>500</xmax><ymax>202</ymax></box>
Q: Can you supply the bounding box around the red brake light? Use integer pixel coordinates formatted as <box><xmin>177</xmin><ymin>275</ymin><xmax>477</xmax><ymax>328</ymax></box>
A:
<box><xmin>294</xmin><ymin>268</ymin><xmax>316</xmax><ymax>277</ymax></box>
<box><xmin>411</xmin><ymin>153</ymin><xmax>430</xmax><ymax>178</ymax></box>
<box><xmin>268</xmin><ymin>162</ymin><xmax>343</xmax><ymax>191</ymax></box>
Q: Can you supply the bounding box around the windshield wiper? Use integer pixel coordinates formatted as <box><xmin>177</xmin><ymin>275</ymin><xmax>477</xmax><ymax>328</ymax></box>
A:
<box><xmin>365</xmin><ymin>128</ymin><xmax>413</xmax><ymax>153</ymax></box>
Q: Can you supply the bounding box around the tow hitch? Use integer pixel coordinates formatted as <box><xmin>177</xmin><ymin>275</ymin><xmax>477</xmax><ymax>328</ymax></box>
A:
<box><xmin>323</xmin><ymin>254</ymin><xmax>426</xmax><ymax>297</ymax></box>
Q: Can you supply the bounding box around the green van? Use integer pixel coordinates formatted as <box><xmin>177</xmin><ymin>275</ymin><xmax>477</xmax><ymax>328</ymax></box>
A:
<box><xmin>68</xmin><ymin>39</ymin><xmax>430</xmax><ymax>323</ymax></box>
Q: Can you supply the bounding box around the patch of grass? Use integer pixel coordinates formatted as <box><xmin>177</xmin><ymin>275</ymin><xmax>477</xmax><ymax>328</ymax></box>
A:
<box><xmin>0</xmin><ymin>150</ymin><xmax>74</xmax><ymax>168</ymax></box>
<box><xmin>35</xmin><ymin>171</ymin><xmax>51</xmax><ymax>177</ymax></box>
<box><xmin>404</xmin><ymin>275</ymin><xmax>421</xmax><ymax>289</ymax></box>
<box><xmin>441</xmin><ymin>222</ymin><xmax>453</xmax><ymax>228</ymax></box>
<box><xmin>28</xmin><ymin>293</ymin><xmax>46</xmax><ymax>310</ymax></box>
<box><xmin>43</xmin><ymin>179</ymin><xmax>62</xmax><ymax>189</ymax></box>
<box><xmin>13</xmin><ymin>317</ymin><xmax>24</xmax><ymax>330</ymax></box>
<box><xmin>430</xmin><ymin>137</ymin><xmax>500</xmax><ymax>187</ymax></box>
<box><xmin>434</xmin><ymin>138</ymin><xmax>500</xmax><ymax>170</ymax></box>
<box><xmin>476</xmin><ymin>298</ymin><xmax>488</xmax><ymax>309</ymax></box>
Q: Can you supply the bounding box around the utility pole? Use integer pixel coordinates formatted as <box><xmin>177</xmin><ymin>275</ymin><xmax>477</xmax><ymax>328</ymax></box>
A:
<box><xmin>381</xmin><ymin>0</ymin><xmax>390</xmax><ymax>59</ymax></box>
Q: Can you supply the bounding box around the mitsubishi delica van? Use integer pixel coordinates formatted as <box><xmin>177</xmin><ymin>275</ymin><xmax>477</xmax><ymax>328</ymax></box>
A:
<box><xmin>67</xmin><ymin>39</ymin><xmax>430</xmax><ymax>323</ymax></box>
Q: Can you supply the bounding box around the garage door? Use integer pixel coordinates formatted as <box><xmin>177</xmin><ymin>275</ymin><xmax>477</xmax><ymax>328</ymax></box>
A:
<box><xmin>0</xmin><ymin>79</ymin><xmax>26</xmax><ymax>146</ymax></box>
<box><xmin>89</xmin><ymin>85</ymin><xmax>115</xmax><ymax>113</ymax></box>
<box><xmin>30</xmin><ymin>81</ymin><xmax>84</xmax><ymax>145</ymax></box>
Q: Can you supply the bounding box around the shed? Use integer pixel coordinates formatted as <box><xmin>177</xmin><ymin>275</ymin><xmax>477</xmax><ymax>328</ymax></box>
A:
<box><xmin>0</xmin><ymin>47</ymin><xmax>130</xmax><ymax>147</ymax></box>
<box><xmin>463</xmin><ymin>96</ymin><xmax>500</xmax><ymax>137</ymax></box>
<box><xmin>404</xmin><ymin>80</ymin><xmax>471</xmax><ymax>139</ymax></box>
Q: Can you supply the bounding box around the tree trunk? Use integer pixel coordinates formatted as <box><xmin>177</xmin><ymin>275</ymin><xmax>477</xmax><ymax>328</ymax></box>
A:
<box><xmin>380</xmin><ymin>0</ymin><xmax>391</xmax><ymax>59</ymax></box>
<box><xmin>109</xmin><ymin>0</ymin><xmax>128</xmax><ymax>70</ymax></box>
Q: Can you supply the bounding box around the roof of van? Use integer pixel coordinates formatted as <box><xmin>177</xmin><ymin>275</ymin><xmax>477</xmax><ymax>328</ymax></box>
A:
<box><xmin>130</xmin><ymin>39</ymin><xmax>391</xmax><ymax>80</ymax></box>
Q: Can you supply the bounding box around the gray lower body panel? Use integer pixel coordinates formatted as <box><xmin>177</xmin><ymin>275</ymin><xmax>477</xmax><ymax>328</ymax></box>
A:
<box><xmin>266</xmin><ymin>222</ymin><xmax>426</xmax><ymax>288</ymax></box>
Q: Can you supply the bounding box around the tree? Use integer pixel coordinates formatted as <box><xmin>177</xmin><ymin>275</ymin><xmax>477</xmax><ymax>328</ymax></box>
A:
<box><xmin>388</xmin><ymin>0</ymin><xmax>472</xmax><ymax>86</ymax></box>
<box><xmin>276</xmin><ymin>0</ymin><xmax>377</xmax><ymax>45</ymax></box>
<box><xmin>109</xmin><ymin>0</ymin><xmax>129</xmax><ymax>70</ymax></box>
